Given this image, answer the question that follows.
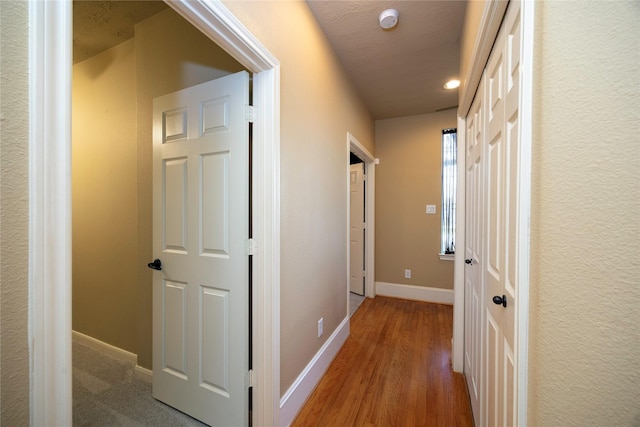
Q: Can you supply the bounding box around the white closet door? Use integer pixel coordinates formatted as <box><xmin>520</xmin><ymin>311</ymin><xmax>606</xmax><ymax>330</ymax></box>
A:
<box><xmin>484</xmin><ymin>1</ymin><xmax>521</xmax><ymax>426</ymax></box>
<box><xmin>464</xmin><ymin>1</ymin><xmax>522</xmax><ymax>425</ymax></box>
<box><xmin>464</xmin><ymin>74</ymin><xmax>485</xmax><ymax>427</ymax></box>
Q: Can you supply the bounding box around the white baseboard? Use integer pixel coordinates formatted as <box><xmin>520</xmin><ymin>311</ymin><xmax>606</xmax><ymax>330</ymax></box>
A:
<box><xmin>375</xmin><ymin>282</ymin><xmax>454</xmax><ymax>305</ymax></box>
<box><xmin>279</xmin><ymin>316</ymin><xmax>350</xmax><ymax>427</ymax></box>
<box><xmin>135</xmin><ymin>365</ymin><xmax>153</xmax><ymax>382</ymax></box>
<box><xmin>72</xmin><ymin>330</ymin><xmax>137</xmax><ymax>363</ymax></box>
<box><xmin>72</xmin><ymin>330</ymin><xmax>151</xmax><ymax>379</ymax></box>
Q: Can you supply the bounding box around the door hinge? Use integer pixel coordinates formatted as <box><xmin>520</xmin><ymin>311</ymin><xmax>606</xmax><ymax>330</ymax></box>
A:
<box><xmin>246</xmin><ymin>105</ymin><xmax>255</xmax><ymax>123</ymax></box>
<box><xmin>245</xmin><ymin>238</ymin><xmax>258</xmax><ymax>256</ymax></box>
<box><xmin>246</xmin><ymin>369</ymin><xmax>256</xmax><ymax>388</ymax></box>
<box><xmin>363</xmin><ymin>270</ymin><xmax>367</xmax><ymax>277</ymax></box>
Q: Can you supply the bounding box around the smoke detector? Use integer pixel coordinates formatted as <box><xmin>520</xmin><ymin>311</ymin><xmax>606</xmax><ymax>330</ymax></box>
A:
<box><xmin>379</xmin><ymin>9</ymin><xmax>399</xmax><ymax>30</ymax></box>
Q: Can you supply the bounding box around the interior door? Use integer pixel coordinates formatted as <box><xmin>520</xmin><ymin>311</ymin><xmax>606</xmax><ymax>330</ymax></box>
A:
<box><xmin>349</xmin><ymin>162</ymin><xmax>365</xmax><ymax>296</ymax></box>
<box><xmin>464</xmin><ymin>2</ymin><xmax>521</xmax><ymax>425</ymax></box>
<box><xmin>151</xmin><ymin>71</ymin><xmax>250</xmax><ymax>426</ymax></box>
<box><xmin>484</xmin><ymin>2</ymin><xmax>520</xmax><ymax>425</ymax></box>
<box><xmin>464</xmin><ymin>75</ymin><xmax>485</xmax><ymax>427</ymax></box>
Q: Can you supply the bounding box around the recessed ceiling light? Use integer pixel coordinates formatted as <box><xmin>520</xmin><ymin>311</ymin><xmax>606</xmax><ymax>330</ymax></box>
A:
<box><xmin>444</xmin><ymin>79</ymin><xmax>460</xmax><ymax>90</ymax></box>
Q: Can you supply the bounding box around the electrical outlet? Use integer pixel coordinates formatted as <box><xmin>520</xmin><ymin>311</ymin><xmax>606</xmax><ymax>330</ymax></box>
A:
<box><xmin>404</xmin><ymin>269</ymin><xmax>412</xmax><ymax>279</ymax></box>
<box><xmin>318</xmin><ymin>318</ymin><xmax>324</xmax><ymax>337</ymax></box>
<box><xmin>426</xmin><ymin>205</ymin><xmax>437</xmax><ymax>214</ymax></box>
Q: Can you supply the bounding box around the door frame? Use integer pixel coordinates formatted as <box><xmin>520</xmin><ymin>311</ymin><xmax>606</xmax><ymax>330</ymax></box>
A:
<box><xmin>453</xmin><ymin>0</ymin><xmax>534</xmax><ymax>425</ymax></box>
<box><xmin>347</xmin><ymin>133</ymin><xmax>376</xmax><ymax>299</ymax></box>
<box><xmin>28</xmin><ymin>0</ymin><xmax>281</xmax><ymax>425</ymax></box>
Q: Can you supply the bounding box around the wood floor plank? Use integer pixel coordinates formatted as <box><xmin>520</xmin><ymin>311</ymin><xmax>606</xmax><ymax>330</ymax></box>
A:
<box><xmin>291</xmin><ymin>296</ymin><xmax>473</xmax><ymax>427</ymax></box>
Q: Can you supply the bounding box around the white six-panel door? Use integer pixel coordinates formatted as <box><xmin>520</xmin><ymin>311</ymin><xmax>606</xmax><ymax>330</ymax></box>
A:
<box><xmin>151</xmin><ymin>71</ymin><xmax>250</xmax><ymax>426</ymax></box>
<box><xmin>350</xmin><ymin>163</ymin><xmax>365</xmax><ymax>296</ymax></box>
<box><xmin>465</xmin><ymin>1</ymin><xmax>521</xmax><ymax>425</ymax></box>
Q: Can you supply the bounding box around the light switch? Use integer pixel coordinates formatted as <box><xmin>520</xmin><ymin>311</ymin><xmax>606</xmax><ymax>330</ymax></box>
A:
<box><xmin>426</xmin><ymin>205</ymin><xmax>436</xmax><ymax>214</ymax></box>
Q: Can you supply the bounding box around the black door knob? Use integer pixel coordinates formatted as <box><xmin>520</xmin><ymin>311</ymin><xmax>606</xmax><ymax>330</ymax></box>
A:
<box><xmin>465</xmin><ymin>259</ymin><xmax>473</xmax><ymax>265</ymax></box>
<box><xmin>492</xmin><ymin>295</ymin><xmax>507</xmax><ymax>307</ymax></box>
<box><xmin>148</xmin><ymin>259</ymin><xmax>162</xmax><ymax>271</ymax></box>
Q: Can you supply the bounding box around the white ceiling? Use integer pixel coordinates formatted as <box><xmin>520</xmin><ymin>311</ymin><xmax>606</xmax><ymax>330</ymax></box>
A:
<box><xmin>73</xmin><ymin>0</ymin><xmax>466</xmax><ymax>120</ymax></box>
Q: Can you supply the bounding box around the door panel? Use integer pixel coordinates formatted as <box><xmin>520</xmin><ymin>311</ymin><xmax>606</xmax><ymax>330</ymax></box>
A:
<box><xmin>200</xmin><ymin>286</ymin><xmax>230</xmax><ymax>395</ymax></box>
<box><xmin>486</xmin><ymin>311</ymin><xmax>500</xmax><ymax>427</ymax></box>
<box><xmin>504</xmin><ymin>339</ymin><xmax>515</xmax><ymax>426</ymax></box>
<box><xmin>152</xmin><ymin>71</ymin><xmax>249</xmax><ymax>427</ymax></box>
<box><xmin>163</xmin><ymin>280</ymin><xmax>188</xmax><ymax>377</ymax></box>
<box><xmin>201</xmin><ymin>152</ymin><xmax>230</xmax><ymax>256</ymax></box>
<box><xmin>163</xmin><ymin>158</ymin><xmax>188</xmax><ymax>252</ymax></box>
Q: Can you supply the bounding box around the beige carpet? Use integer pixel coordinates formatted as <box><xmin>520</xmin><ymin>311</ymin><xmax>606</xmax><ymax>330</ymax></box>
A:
<box><xmin>349</xmin><ymin>292</ymin><xmax>365</xmax><ymax>317</ymax></box>
<box><xmin>73</xmin><ymin>340</ymin><xmax>207</xmax><ymax>426</ymax></box>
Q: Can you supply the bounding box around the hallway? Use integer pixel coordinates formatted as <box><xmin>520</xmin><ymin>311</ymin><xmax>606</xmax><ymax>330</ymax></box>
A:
<box><xmin>292</xmin><ymin>297</ymin><xmax>473</xmax><ymax>426</ymax></box>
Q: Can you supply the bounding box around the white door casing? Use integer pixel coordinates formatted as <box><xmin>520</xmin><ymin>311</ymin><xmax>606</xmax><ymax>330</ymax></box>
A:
<box><xmin>152</xmin><ymin>72</ymin><xmax>249</xmax><ymax>426</ymax></box>
<box><xmin>349</xmin><ymin>163</ymin><xmax>365</xmax><ymax>296</ymax></box>
<box><xmin>347</xmin><ymin>132</ymin><xmax>376</xmax><ymax>299</ymax></box>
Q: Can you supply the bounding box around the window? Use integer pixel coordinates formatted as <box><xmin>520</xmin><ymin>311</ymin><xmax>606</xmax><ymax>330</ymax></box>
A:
<box><xmin>441</xmin><ymin>128</ymin><xmax>457</xmax><ymax>256</ymax></box>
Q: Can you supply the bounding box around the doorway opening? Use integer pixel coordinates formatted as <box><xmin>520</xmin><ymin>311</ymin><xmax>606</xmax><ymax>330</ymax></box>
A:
<box><xmin>349</xmin><ymin>152</ymin><xmax>365</xmax><ymax>297</ymax></box>
<box><xmin>346</xmin><ymin>132</ymin><xmax>376</xmax><ymax>319</ymax></box>
<box><xmin>30</xmin><ymin>1</ymin><xmax>281</xmax><ymax>425</ymax></box>
<box><xmin>349</xmin><ymin>152</ymin><xmax>365</xmax><ymax>316</ymax></box>
<box><xmin>71</xmin><ymin>5</ymin><xmax>253</xmax><ymax>425</ymax></box>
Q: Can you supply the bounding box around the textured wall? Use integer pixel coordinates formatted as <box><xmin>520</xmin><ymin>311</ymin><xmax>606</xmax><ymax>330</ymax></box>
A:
<box><xmin>0</xmin><ymin>0</ymin><xmax>31</xmax><ymax>424</ymax></box>
<box><xmin>222</xmin><ymin>0</ymin><xmax>375</xmax><ymax>395</ymax></box>
<box><xmin>529</xmin><ymin>1</ymin><xmax>640</xmax><ymax>425</ymax></box>
<box><xmin>375</xmin><ymin>109</ymin><xmax>457</xmax><ymax>289</ymax></box>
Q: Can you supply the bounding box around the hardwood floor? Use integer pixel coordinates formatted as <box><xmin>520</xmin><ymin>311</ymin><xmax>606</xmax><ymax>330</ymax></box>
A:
<box><xmin>292</xmin><ymin>296</ymin><xmax>473</xmax><ymax>427</ymax></box>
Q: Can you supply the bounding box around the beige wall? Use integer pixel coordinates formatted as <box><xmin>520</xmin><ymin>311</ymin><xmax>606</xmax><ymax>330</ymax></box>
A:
<box><xmin>222</xmin><ymin>0</ymin><xmax>375</xmax><ymax>394</ymax></box>
<box><xmin>72</xmin><ymin>8</ymin><xmax>245</xmax><ymax>369</ymax></box>
<box><xmin>0</xmin><ymin>0</ymin><xmax>30</xmax><ymax>424</ymax></box>
<box><xmin>375</xmin><ymin>110</ymin><xmax>457</xmax><ymax>289</ymax></box>
<box><xmin>528</xmin><ymin>1</ymin><xmax>640</xmax><ymax>425</ymax></box>
<box><xmin>73</xmin><ymin>39</ymin><xmax>139</xmax><ymax>353</ymax></box>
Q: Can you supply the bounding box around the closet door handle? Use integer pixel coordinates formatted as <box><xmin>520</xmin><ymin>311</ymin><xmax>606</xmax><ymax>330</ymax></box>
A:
<box><xmin>465</xmin><ymin>259</ymin><xmax>473</xmax><ymax>265</ymax></box>
<box><xmin>492</xmin><ymin>295</ymin><xmax>507</xmax><ymax>307</ymax></box>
